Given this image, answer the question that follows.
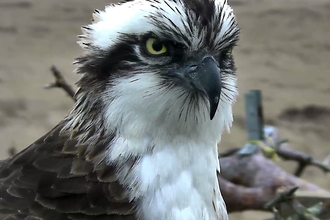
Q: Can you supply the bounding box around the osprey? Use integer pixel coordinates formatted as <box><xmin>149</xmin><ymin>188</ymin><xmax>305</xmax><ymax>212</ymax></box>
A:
<box><xmin>0</xmin><ymin>0</ymin><xmax>239</xmax><ymax>219</ymax></box>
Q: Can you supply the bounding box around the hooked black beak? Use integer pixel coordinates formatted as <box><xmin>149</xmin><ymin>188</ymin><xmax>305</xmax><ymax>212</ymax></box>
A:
<box><xmin>175</xmin><ymin>56</ymin><xmax>222</xmax><ymax>120</ymax></box>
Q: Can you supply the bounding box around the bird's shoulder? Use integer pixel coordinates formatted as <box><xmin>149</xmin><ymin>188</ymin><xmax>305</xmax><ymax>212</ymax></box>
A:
<box><xmin>0</xmin><ymin>120</ymin><xmax>135</xmax><ymax>220</ymax></box>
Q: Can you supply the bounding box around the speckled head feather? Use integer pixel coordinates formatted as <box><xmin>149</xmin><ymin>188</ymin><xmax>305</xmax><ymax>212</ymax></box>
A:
<box><xmin>69</xmin><ymin>0</ymin><xmax>239</xmax><ymax>142</ymax></box>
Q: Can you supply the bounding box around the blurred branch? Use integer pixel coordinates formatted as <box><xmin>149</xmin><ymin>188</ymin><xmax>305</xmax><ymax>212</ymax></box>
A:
<box><xmin>218</xmin><ymin>149</ymin><xmax>328</xmax><ymax>214</ymax></box>
<box><xmin>265</xmin><ymin>186</ymin><xmax>299</xmax><ymax>209</ymax></box>
<box><xmin>265</xmin><ymin>186</ymin><xmax>330</xmax><ymax>220</ymax></box>
<box><xmin>44</xmin><ymin>65</ymin><xmax>76</xmax><ymax>101</ymax></box>
<box><xmin>275</xmin><ymin>142</ymin><xmax>330</xmax><ymax>177</ymax></box>
<box><xmin>218</xmin><ymin>174</ymin><xmax>276</xmax><ymax>212</ymax></box>
<box><xmin>219</xmin><ymin>140</ymin><xmax>330</xmax><ymax>179</ymax></box>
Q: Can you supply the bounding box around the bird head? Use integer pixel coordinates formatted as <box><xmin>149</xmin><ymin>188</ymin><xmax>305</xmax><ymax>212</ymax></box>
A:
<box><xmin>70</xmin><ymin>0</ymin><xmax>239</xmax><ymax>140</ymax></box>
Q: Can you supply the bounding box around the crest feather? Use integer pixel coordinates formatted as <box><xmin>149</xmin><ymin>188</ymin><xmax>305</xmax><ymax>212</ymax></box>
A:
<box><xmin>92</xmin><ymin>10</ymin><xmax>101</xmax><ymax>23</ymax></box>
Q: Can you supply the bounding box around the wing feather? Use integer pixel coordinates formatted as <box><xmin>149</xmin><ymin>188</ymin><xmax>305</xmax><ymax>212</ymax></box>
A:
<box><xmin>0</xmin><ymin>121</ymin><xmax>136</xmax><ymax>219</ymax></box>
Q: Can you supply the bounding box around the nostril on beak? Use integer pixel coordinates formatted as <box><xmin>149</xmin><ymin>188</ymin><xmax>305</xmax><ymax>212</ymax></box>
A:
<box><xmin>203</xmin><ymin>56</ymin><xmax>219</xmax><ymax>67</ymax></box>
<box><xmin>187</xmin><ymin>65</ymin><xmax>198</xmax><ymax>73</ymax></box>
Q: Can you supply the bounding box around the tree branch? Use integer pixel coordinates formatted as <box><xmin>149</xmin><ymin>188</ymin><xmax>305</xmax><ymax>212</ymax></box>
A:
<box><xmin>218</xmin><ymin>149</ymin><xmax>328</xmax><ymax>215</ymax></box>
<box><xmin>275</xmin><ymin>142</ymin><xmax>330</xmax><ymax>176</ymax></box>
<box><xmin>44</xmin><ymin>65</ymin><xmax>76</xmax><ymax>101</ymax></box>
<box><xmin>265</xmin><ymin>186</ymin><xmax>330</xmax><ymax>219</ymax></box>
<box><xmin>218</xmin><ymin>175</ymin><xmax>277</xmax><ymax>212</ymax></box>
<box><xmin>220</xmin><ymin>151</ymin><xmax>327</xmax><ymax>193</ymax></box>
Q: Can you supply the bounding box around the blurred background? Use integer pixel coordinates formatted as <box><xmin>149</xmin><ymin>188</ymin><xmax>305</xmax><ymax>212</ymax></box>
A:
<box><xmin>0</xmin><ymin>0</ymin><xmax>329</xmax><ymax>219</ymax></box>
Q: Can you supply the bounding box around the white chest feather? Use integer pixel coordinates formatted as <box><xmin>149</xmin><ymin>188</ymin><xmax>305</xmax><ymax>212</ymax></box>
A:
<box><xmin>110</xmin><ymin>137</ymin><xmax>228</xmax><ymax>220</ymax></box>
<box><xmin>137</xmin><ymin>141</ymin><xmax>227</xmax><ymax>220</ymax></box>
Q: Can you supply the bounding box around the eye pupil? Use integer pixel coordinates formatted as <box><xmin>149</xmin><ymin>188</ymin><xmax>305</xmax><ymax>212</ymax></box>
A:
<box><xmin>152</xmin><ymin>40</ymin><xmax>163</xmax><ymax>52</ymax></box>
<box><xmin>145</xmin><ymin>38</ymin><xmax>167</xmax><ymax>55</ymax></box>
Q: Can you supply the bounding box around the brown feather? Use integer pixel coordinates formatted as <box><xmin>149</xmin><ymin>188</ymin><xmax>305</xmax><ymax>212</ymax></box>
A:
<box><xmin>3</xmin><ymin>214</ymin><xmax>33</xmax><ymax>220</ymax></box>
<box><xmin>70</xmin><ymin>159</ymin><xmax>94</xmax><ymax>176</ymax></box>
<box><xmin>0</xmin><ymin>120</ymin><xmax>136</xmax><ymax>219</ymax></box>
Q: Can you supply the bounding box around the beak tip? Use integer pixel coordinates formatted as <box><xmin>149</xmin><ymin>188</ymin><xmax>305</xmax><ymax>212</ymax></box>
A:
<box><xmin>209</xmin><ymin>97</ymin><xmax>219</xmax><ymax>120</ymax></box>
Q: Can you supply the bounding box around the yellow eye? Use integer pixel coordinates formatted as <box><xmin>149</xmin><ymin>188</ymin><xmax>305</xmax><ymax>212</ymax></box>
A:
<box><xmin>226</xmin><ymin>48</ymin><xmax>233</xmax><ymax>56</ymax></box>
<box><xmin>145</xmin><ymin>38</ymin><xmax>167</xmax><ymax>55</ymax></box>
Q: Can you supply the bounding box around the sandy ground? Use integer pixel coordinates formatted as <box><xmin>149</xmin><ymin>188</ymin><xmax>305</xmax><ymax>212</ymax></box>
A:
<box><xmin>0</xmin><ymin>0</ymin><xmax>329</xmax><ymax>219</ymax></box>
